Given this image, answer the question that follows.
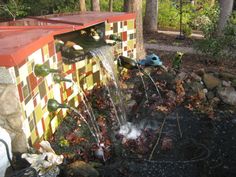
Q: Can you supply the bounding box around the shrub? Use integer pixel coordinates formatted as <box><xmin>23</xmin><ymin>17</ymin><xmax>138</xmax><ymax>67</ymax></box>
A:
<box><xmin>194</xmin><ymin>12</ymin><xmax>236</xmax><ymax>61</ymax></box>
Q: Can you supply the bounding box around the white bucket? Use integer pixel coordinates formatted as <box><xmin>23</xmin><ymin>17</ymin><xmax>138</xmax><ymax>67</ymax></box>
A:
<box><xmin>0</xmin><ymin>127</ymin><xmax>12</xmax><ymax>177</ymax></box>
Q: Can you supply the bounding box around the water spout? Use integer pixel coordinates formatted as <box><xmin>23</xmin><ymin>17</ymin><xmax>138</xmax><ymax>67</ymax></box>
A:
<box><xmin>90</xmin><ymin>46</ymin><xmax>127</xmax><ymax>127</ymax></box>
<box><xmin>47</xmin><ymin>99</ymin><xmax>100</xmax><ymax>145</ymax></box>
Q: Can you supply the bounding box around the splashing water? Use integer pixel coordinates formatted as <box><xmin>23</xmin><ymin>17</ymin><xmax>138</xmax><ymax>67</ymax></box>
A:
<box><xmin>70</xmin><ymin>80</ymin><xmax>101</xmax><ymax>144</ymax></box>
<box><xmin>90</xmin><ymin>46</ymin><xmax>127</xmax><ymax>127</ymax></box>
<box><xmin>141</xmin><ymin>69</ymin><xmax>162</xmax><ymax>99</ymax></box>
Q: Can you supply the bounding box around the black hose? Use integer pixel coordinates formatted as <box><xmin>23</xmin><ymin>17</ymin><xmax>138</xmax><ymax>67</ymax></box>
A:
<box><xmin>9</xmin><ymin>167</ymin><xmax>39</xmax><ymax>177</ymax></box>
<box><xmin>0</xmin><ymin>138</ymin><xmax>14</xmax><ymax>170</ymax></box>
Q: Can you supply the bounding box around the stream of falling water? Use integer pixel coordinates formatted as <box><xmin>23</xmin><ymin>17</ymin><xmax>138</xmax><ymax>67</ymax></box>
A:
<box><xmin>70</xmin><ymin>80</ymin><xmax>101</xmax><ymax>144</ymax></box>
<box><xmin>90</xmin><ymin>46</ymin><xmax>127</xmax><ymax>127</ymax></box>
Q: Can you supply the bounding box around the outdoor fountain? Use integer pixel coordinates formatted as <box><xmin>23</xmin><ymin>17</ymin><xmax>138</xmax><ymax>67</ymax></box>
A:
<box><xmin>35</xmin><ymin>40</ymin><xmax>212</xmax><ymax>177</ymax></box>
<box><xmin>1</xmin><ymin>12</ymin><xmax>235</xmax><ymax>177</ymax></box>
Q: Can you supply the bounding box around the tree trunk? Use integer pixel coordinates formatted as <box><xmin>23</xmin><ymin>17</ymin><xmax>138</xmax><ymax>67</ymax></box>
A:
<box><xmin>144</xmin><ymin>0</ymin><xmax>158</xmax><ymax>32</ymax></box>
<box><xmin>109</xmin><ymin>0</ymin><xmax>113</xmax><ymax>12</ymax></box>
<box><xmin>124</xmin><ymin>0</ymin><xmax>145</xmax><ymax>59</ymax></box>
<box><xmin>91</xmin><ymin>0</ymin><xmax>100</xmax><ymax>11</ymax></box>
<box><xmin>217</xmin><ymin>0</ymin><xmax>234</xmax><ymax>36</ymax></box>
<box><xmin>79</xmin><ymin>0</ymin><xmax>86</xmax><ymax>12</ymax></box>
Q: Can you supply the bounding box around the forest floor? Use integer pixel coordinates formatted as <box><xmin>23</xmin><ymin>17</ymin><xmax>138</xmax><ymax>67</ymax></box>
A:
<box><xmin>143</xmin><ymin>30</ymin><xmax>236</xmax><ymax>74</ymax></box>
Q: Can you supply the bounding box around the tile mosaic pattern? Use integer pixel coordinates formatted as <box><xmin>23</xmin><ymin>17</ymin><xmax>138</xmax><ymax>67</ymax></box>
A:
<box><xmin>7</xmin><ymin>19</ymin><xmax>136</xmax><ymax>146</ymax></box>
<box><xmin>105</xmin><ymin>19</ymin><xmax>136</xmax><ymax>59</ymax></box>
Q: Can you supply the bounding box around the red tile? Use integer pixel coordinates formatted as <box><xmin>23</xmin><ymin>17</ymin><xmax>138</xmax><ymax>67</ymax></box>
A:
<box><xmin>33</xmin><ymin>98</ymin><xmax>37</xmax><ymax>107</ymax></box>
<box><xmin>17</xmin><ymin>83</ymin><xmax>24</xmax><ymax>102</ymax></box>
<box><xmin>122</xmin><ymin>32</ymin><xmax>127</xmax><ymax>41</ymax></box>
<box><xmin>41</xmin><ymin>119</ymin><xmax>46</xmax><ymax>132</ymax></box>
<box><xmin>66</xmin><ymin>87</ymin><xmax>73</xmax><ymax>97</ymax></box>
<box><xmin>28</xmin><ymin>73</ymin><xmax>38</xmax><ymax>91</ymax></box>
<box><xmin>57</xmin><ymin>52</ymin><xmax>62</xmax><ymax>61</ymax></box>
<box><xmin>48</xmin><ymin>41</ymin><xmax>55</xmax><ymax>57</ymax></box>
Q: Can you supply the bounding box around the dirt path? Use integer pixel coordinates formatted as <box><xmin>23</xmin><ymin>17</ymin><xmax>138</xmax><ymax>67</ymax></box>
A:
<box><xmin>144</xmin><ymin>43</ymin><xmax>197</xmax><ymax>54</ymax></box>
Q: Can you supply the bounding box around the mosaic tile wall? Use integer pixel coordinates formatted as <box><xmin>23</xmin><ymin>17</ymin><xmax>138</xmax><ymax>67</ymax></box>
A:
<box><xmin>6</xmin><ymin>19</ymin><xmax>136</xmax><ymax>147</ymax></box>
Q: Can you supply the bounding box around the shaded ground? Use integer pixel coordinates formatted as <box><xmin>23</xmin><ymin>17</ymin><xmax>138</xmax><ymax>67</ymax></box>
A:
<box><xmin>144</xmin><ymin>30</ymin><xmax>203</xmax><ymax>48</ymax></box>
<box><xmin>6</xmin><ymin>31</ymin><xmax>236</xmax><ymax>177</ymax></box>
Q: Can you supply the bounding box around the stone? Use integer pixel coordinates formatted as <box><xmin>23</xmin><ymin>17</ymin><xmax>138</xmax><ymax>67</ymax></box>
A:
<box><xmin>203</xmin><ymin>74</ymin><xmax>221</xmax><ymax>90</ymax></box>
<box><xmin>6</xmin><ymin>113</ymin><xmax>23</xmax><ymax>131</ymax></box>
<box><xmin>158</xmin><ymin>72</ymin><xmax>175</xmax><ymax>85</ymax></box>
<box><xmin>11</xmin><ymin>132</ymin><xmax>27</xmax><ymax>153</ymax></box>
<box><xmin>0</xmin><ymin>84</ymin><xmax>21</xmax><ymax>116</ymax></box>
<box><xmin>198</xmin><ymin>89</ymin><xmax>206</xmax><ymax>100</ymax></box>
<box><xmin>190</xmin><ymin>81</ymin><xmax>204</xmax><ymax>93</ymax></box>
<box><xmin>190</xmin><ymin>73</ymin><xmax>202</xmax><ymax>82</ymax></box>
<box><xmin>217</xmin><ymin>87</ymin><xmax>236</xmax><ymax>106</ymax></box>
<box><xmin>175</xmin><ymin>72</ymin><xmax>187</xmax><ymax>81</ymax></box>
<box><xmin>206</xmin><ymin>91</ymin><xmax>215</xmax><ymax>100</ymax></box>
<box><xmin>195</xmin><ymin>68</ymin><xmax>205</xmax><ymax>76</ymax></box>
<box><xmin>222</xmin><ymin>80</ymin><xmax>231</xmax><ymax>87</ymax></box>
<box><xmin>66</xmin><ymin>160</ymin><xmax>99</xmax><ymax>177</ymax></box>
<box><xmin>0</xmin><ymin>67</ymin><xmax>15</xmax><ymax>84</ymax></box>
<box><xmin>219</xmin><ymin>72</ymin><xmax>236</xmax><ymax>81</ymax></box>
<box><xmin>210</xmin><ymin>97</ymin><xmax>220</xmax><ymax>107</ymax></box>
<box><xmin>232</xmin><ymin>79</ymin><xmax>236</xmax><ymax>87</ymax></box>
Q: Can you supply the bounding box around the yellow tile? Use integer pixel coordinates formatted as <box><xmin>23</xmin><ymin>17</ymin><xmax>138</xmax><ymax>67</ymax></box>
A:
<box><xmin>127</xmin><ymin>20</ymin><xmax>134</xmax><ymax>30</ymax></box>
<box><xmin>42</xmin><ymin>44</ymin><xmax>49</xmax><ymax>57</ymax></box>
<box><xmin>35</xmin><ymin>104</ymin><xmax>43</xmax><ymax>123</ymax></box>
<box><xmin>128</xmin><ymin>40</ymin><xmax>134</xmax><ymax>50</ymax></box>
<box><xmin>27</xmin><ymin>62</ymin><xmax>33</xmax><ymax>73</ymax></box>
<box><xmin>105</xmin><ymin>23</ymin><xmax>111</xmax><ymax>31</ymax></box>
<box><xmin>44</xmin><ymin>116</ymin><xmax>51</xmax><ymax>130</ymax></box>
<box><xmin>30</xmin><ymin>129</ymin><xmax>38</xmax><ymax>145</ymax></box>
<box><xmin>51</xmin><ymin>116</ymin><xmax>59</xmax><ymax>134</ymax></box>
<box><xmin>76</xmin><ymin>60</ymin><xmax>86</xmax><ymax>69</ymax></box>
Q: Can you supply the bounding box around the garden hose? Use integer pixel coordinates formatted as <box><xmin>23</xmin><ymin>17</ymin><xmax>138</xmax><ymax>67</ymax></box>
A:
<box><xmin>0</xmin><ymin>138</ymin><xmax>39</xmax><ymax>177</ymax></box>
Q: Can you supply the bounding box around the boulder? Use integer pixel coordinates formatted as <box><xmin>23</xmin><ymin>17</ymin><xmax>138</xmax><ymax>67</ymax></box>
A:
<box><xmin>65</xmin><ymin>161</ymin><xmax>99</xmax><ymax>177</ymax></box>
<box><xmin>0</xmin><ymin>84</ymin><xmax>20</xmax><ymax>116</ymax></box>
<box><xmin>219</xmin><ymin>72</ymin><xmax>236</xmax><ymax>81</ymax></box>
<box><xmin>232</xmin><ymin>79</ymin><xmax>236</xmax><ymax>87</ymax></box>
<box><xmin>190</xmin><ymin>73</ymin><xmax>202</xmax><ymax>82</ymax></box>
<box><xmin>175</xmin><ymin>72</ymin><xmax>187</xmax><ymax>81</ymax></box>
<box><xmin>210</xmin><ymin>97</ymin><xmax>221</xmax><ymax>108</ymax></box>
<box><xmin>189</xmin><ymin>81</ymin><xmax>204</xmax><ymax>93</ymax></box>
<box><xmin>222</xmin><ymin>80</ymin><xmax>231</xmax><ymax>87</ymax></box>
<box><xmin>206</xmin><ymin>91</ymin><xmax>215</xmax><ymax>100</ymax></box>
<box><xmin>195</xmin><ymin>68</ymin><xmax>205</xmax><ymax>76</ymax></box>
<box><xmin>217</xmin><ymin>87</ymin><xmax>236</xmax><ymax>106</ymax></box>
<box><xmin>203</xmin><ymin>74</ymin><xmax>221</xmax><ymax>90</ymax></box>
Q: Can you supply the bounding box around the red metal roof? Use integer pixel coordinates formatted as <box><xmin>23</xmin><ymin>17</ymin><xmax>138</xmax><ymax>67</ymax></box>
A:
<box><xmin>0</xmin><ymin>12</ymin><xmax>135</xmax><ymax>67</ymax></box>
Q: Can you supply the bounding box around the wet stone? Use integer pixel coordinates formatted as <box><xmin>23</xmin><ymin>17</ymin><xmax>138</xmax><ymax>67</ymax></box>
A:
<box><xmin>203</xmin><ymin>73</ymin><xmax>221</xmax><ymax>90</ymax></box>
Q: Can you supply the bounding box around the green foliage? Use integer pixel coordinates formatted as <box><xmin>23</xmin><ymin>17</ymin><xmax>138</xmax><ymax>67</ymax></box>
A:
<box><xmin>158</xmin><ymin>0</ymin><xmax>219</xmax><ymax>37</ymax></box>
<box><xmin>0</xmin><ymin>0</ymin><xmax>29</xmax><ymax>20</ymax></box>
<box><xmin>158</xmin><ymin>0</ymin><xmax>179</xmax><ymax>28</ymax></box>
<box><xmin>194</xmin><ymin>12</ymin><xmax>236</xmax><ymax>61</ymax></box>
<box><xmin>182</xmin><ymin>24</ymin><xmax>192</xmax><ymax>37</ymax></box>
<box><xmin>191</xmin><ymin>4</ymin><xmax>220</xmax><ymax>38</ymax></box>
<box><xmin>100</xmin><ymin>0</ymin><xmax>123</xmax><ymax>12</ymax></box>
